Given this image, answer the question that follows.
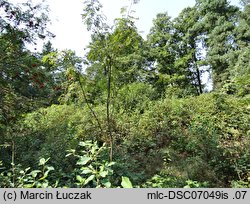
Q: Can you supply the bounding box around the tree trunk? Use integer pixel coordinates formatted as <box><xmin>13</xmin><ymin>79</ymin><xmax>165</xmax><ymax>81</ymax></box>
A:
<box><xmin>106</xmin><ymin>56</ymin><xmax>113</xmax><ymax>162</ymax></box>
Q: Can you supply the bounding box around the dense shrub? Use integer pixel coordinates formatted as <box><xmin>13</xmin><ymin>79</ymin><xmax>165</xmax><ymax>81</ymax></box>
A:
<box><xmin>2</xmin><ymin>92</ymin><xmax>249</xmax><ymax>187</ymax></box>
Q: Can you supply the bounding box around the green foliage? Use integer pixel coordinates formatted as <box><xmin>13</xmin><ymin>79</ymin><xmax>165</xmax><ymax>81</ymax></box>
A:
<box><xmin>121</xmin><ymin>176</ymin><xmax>133</xmax><ymax>188</ymax></box>
<box><xmin>2</xmin><ymin>90</ymin><xmax>250</xmax><ymax>188</ymax></box>
<box><xmin>0</xmin><ymin>0</ymin><xmax>59</xmax><ymax>150</ymax></box>
<box><xmin>67</xmin><ymin>141</ymin><xmax>115</xmax><ymax>188</ymax></box>
<box><xmin>147</xmin><ymin>9</ymin><xmax>203</xmax><ymax>96</ymax></box>
<box><xmin>0</xmin><ymin>141</ymin><xmax>133</xmax><ymax>188</ymax></box>
<box><xmin>184</xmin><ymin>180</ymin><xmax>209</xmax><ymax>188</ymax></box>
<box><xmin>0</xmin><ymin>158</ymin><xmax>55</xmax><ymax>188</ymax></box>
<box><xmin>85</xmin><ymin>18</ymin><xmax>146</xmax><ymax>91</ymax></box>
<box><xmin>14</xmin><ymin>105</ymin><xmax>78</xmax><ymax>168</ymax></box>
<box><xmin>142</xmin><ymin>174</ymin><xmax>186</xmax><ymax>188</ymax></box>
<box><xmin>1</xmin><ymin>0</ymin><xmax>249</xmax><ymax>189</ymax></box>
<box><xmin>0</xmin><ymin>0</ymin><xmax>51</xmax><ymax>98</ymax></box>
<box><xmin>231</xmin><ymin>178</ymin><xmax>250</xmax><ymax>188</ymax></box>
<box><xmin>223</xmin><ymin>46</ymin><xmax>250</xmax><ymax>96</ymax></box>
<box><xmin>116</xmin><ymin>82</ymin><xmax>155</xmax><ymax>113</ymax></box>
<box><xmin>114</xmin><ymin>93</ymin><xmax>249</xmax><ymax>187</ymax></box>
<box><xmin>82</xmin><ymin>0</ymin><xmax>107</xmax><ymax>32</ymax></box>
<box><xmin>195</xmin><ymin>0</ymin><xmax>239</xmax><ymax>90</ymax></box>
<box><xmin>11</xmin><ymin>102</ymin><xmax>113</xmax><ymax>169</ymax></box>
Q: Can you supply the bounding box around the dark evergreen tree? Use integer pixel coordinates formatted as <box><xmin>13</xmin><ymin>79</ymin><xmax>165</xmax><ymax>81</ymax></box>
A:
<box><xmin>195</xmin><ymin>0</ymin><xmax>239</xmax><ymax>90</ymax></box>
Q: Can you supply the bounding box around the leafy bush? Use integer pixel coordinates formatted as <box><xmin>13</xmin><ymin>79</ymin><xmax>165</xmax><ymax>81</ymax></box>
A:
<box><xmin>0</xmin><ymin>141</ymin><xmax>133</xmax><ymax>188</ymax></box>
<box><xmin>3</xmin><ymin>91</ymin><xmax>249</xmax><ymax>187</ymax></box>
<box><xmin>66</xmin><ymin>140</ymin><xmax>115</xmax><ymax>188</ymax></box>
<box><xmin>116</xmin><ymin>82</ymin><xmax>156</xmax><ymax>113</ymax></box>
<box><xmin>142</xmin><ymin>174</ymin><xmax>186</xmax><ymax>188</ymax></box>
<box><xmin>114</xmin><ymin>93</ymin><xmax>250</xmax><ymax>187</ymax></box>
<box><xmin>0</xmin><ymin>158</ymin><xmax>55</xmax><ymax>188</ymax></box>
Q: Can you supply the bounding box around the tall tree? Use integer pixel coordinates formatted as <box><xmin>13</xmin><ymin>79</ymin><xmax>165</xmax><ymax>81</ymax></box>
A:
<box><xmin>0</xmin><ymin>0</ymin><xmax>54</xmax><ymax>164</ymax></box>
<box><xmin>82</xmin><ymin>0</ymin><xmax>144</xmax><ymax>161</ymax></box>
<box><xmin>147</xmin><ymin>12</ymin><xmax>199</xmax><ymax>96</ymax></box>
<box><xmin>226</xmin><ymin>1</ymin><xmax>250</xmax><ymax>95</ymax></box>
<box><xmin>173</xmin><ymin>7</ymin><xmax>204</xmax><ymax>95</ymax></box>
<box><xmin>0</xmin><ymin>0</ymin><xmax>52</xmax><ymax>125</ymax></box>
<box><xmin>146</xmin><ymin>13</ymin><xmax>176</xmax><ymax>96</ymax></box>
<box><xmin>195</xmin><ymin>0</ymin><xmax>239</xmax><ymax>90</ymax></box>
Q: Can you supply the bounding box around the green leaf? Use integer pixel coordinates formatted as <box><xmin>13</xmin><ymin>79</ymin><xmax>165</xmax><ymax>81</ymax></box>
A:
<box><xmin>121</xmin><ymin>176</ymin><xmax>133</xmax><ymax>188</ymax></box>
<box><xmin>25</xmin><ymin>167</ymin><xmax>31</xmax><ymax>172</ymax></box>
<box><xmin>39</xmin><ymin>158</ymin><xmax>46</xmax><ymax>166</ymax></box>
<box><xmin>84</xmin><ymin>175</ymin><xmax>95</xmax><ymax>185</ymax></box>
<box><xmin>102</xmin><ymin>181</ymin><xmax>111</xmax><ymax>188</ymax></box>
<box><xmin>65</xmin><ymin>149</ymin><xmax>75</xmax><ymax>157</ymax></box>
<box><xmin>77</xmin><ymin>156</ymin><xmax>91</xmax><ymax>165</ymax></box>
<box><xmin>30</xmin><ymin>170</ymin><xmax>41</xmax><ymax>178</ymax></box>
<box><xmin>46</xmin><ymin>166</ymin><xmax>55</xmax><ymax>171</ymax></box>
<box><xmin>39</xmin><ymin>158</ymin><xmax>50</xmax><ymax>166</ymax></box>
<box><xmin>79</xmin><ymin>140</ymin><xmax>92</xmax><ymax>147</ymax></box>
<box><xmin>81</xmin><ymin>167</ymin><xmax>92</xmax><ymax>174</ymax></box>
<box><xmin>76</xmin><ymin>175</ymin><xmax>85</xmax><ymax>183</ymax></box>
<box><xmin>99</xmin><ymin>170</ymin><xmax>108</xmax><ymax>178</ymax></box>
<box><xmin>108</xmin><ymin>162</ymin><xmax>116</xmax><ymax>167</ymax></box>
<box><xmin>78</xmin><ymin>141</ymin><xmax>85</xmax><ymax>147</ymax></box>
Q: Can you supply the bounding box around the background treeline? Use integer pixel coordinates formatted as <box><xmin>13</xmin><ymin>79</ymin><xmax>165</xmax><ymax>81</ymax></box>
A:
<box><xmin>0</xmin><ymin>0</ymin><xmax>249</xmax><ymax>188</ymax></box>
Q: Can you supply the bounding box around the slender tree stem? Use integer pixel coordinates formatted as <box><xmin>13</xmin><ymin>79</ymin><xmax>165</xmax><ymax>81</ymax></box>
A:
<box><xmin>106</xmin><ymin>55</ymin><xmax>113</xmax><ymax>162</ymax></box>
<box><xmin>193</xmin><ymin>52</ymin><xmax>203</xmax><ymax>95</ymax></box>
<box><xmin>11</xmin><ymin>140</ymin><xmax>15</xmax><ymax>187</ymax></box>
<box><xmin>127</xmin><ymin>0</ymin><xmax>134</xmax><ymax>18</ymax></box>
<box><xmin>78</xmin><ymin>74</ymin><xmax>104</xmax><ymax>134</ymax></box>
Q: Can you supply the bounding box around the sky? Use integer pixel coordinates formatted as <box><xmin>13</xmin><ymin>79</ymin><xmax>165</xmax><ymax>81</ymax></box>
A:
<box><xmin>47</xmin><ymin>0</ymin><xmax>197</xmax><ymax>56</ymax></box>
<box><xmin>10</xmin><ymin>0</ymin><xmax>240</xmax><ymax>56</ymax></box>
